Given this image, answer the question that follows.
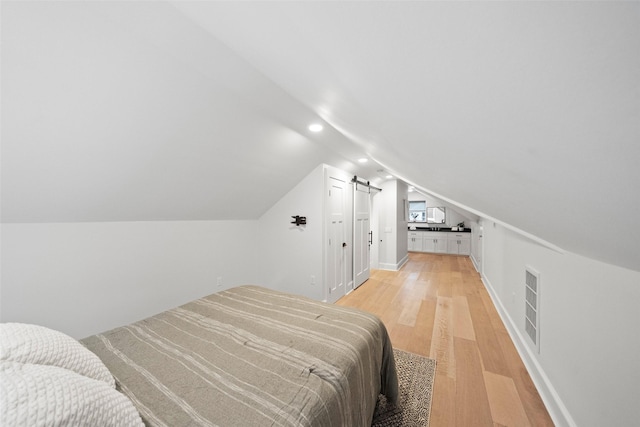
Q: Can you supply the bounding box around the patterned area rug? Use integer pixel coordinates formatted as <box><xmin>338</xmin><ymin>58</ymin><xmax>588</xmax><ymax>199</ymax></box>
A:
<box><xmin>372</xmin><ymin>348</ymin><xmax>436</xmax><ymax>427</ymax></box>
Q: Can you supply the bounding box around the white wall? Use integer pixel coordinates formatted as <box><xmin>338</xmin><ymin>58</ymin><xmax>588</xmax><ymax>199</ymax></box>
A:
<box><xmin>255</xmin><ymin>164</ymin><xmax>324</xmax><ymax>300</ymax></box>
<box><xmin>395</xmin><ymin>181</ymin><xmax>409</xmax><ymax>265</ymax></box>
<box><xmin>482</xmin><ymin>221</ymin><xmax>640</xmax><ymax>427</ymax></box>
<box><xmin>469</xmin><ymin>220</ymin><xmax>483</xmax><ymax>271</ymax></box>
<box><xmin>0</xmin><ymin>163</ymin><xmax>359</xmax><ymax>338</ymax></box>
<box><xmin>377</xmin><ymin>180</ymin><xmax>396</xmax><ymax>270</ymax></box>
<box><xmin>0</xmin><ymin>221</ymin><xmax>258</xmax><ymax>339</ymax></box>
<box><xmin>377</xmin><ymin>180</ymin><xmax>408</xmax><ymax>270</ymax></box>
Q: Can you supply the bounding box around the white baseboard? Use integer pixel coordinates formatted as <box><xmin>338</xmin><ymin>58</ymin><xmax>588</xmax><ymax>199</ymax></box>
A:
<box><xmin>480</xmin><ymin>274</ymin><xmax>576</xmax><ymax>427</ymax></box>
<box><xmin>397</xmin><ymin>254</ymin><xmax>408</xmax><ymax>270</ymax></box>
<box><xmin>378</xmin><ymin>263</ymin><xmax>397</xmax><ymax>271</ymax></box>
<box><xmin>378</xmin><ymin>255</ymin><xmax>408</xmax><ymax>271</ymax></box>
<box><xmin>470</xmin><ymin>253</ymin><xmax>480</xmax><ymax>272</ymax></box>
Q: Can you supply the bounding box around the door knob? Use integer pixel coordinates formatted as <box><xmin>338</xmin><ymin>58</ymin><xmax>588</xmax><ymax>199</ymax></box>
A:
<box><xmin>342</xmin><ymin>242</ymin><xmax>347</xmax><ymax>247</ymax></box>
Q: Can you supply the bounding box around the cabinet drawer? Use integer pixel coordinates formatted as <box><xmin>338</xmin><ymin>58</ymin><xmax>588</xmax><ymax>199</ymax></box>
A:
<box><xmin>424</xmin><ymin>232</ymin><xmax>447</xmax><ymax>239</ymax></box>
<box><xmin>449</xmin><ymin>233</ymin><xmax>470</xmax><ymax>240</ymax></box>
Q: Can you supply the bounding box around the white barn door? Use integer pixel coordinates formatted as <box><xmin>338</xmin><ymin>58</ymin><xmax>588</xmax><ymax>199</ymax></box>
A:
<box><xmin>354</xmin><ymin>184</ymin><xmax>371</xmax><ymax>288</ymax></box>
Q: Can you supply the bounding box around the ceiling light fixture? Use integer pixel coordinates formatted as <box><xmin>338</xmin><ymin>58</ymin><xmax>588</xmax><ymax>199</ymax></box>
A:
<box><xmin>358</xmin><ymin>158</ymin><xmax>368</xmax><ymax>163</ymax></box>
<box><xmin>386</xmin><ymin>175</ymin><xmax>393</xmax><ymax>179</ymax></box>
<box><xmin>308</xmin><ymin>124</ymin><xmax>323</xmax><ymax>132</ymax></box>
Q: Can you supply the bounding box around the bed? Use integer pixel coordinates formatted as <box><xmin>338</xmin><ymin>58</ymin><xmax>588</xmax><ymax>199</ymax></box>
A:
<box><xmin>75</xmin><ymin>285</ymin><xmax>398</xmax><ymax>426</ymax></box>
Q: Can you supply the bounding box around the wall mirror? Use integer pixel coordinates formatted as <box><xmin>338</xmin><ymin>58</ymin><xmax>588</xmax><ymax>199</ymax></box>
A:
<box><xmin>427</xmin><ymin>207</ymin><xmax>446</xmax><ymax>224</ymax></box>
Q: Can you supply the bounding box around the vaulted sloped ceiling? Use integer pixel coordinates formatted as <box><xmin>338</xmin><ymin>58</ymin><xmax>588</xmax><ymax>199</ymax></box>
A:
<box><xmin>2</xmin><ymin>1</ymin><xmax>639</xmax><ymax>272</ymax></box>
<box><xmin>1</xmin><ymin>1</ymin><xmax>381</xmax><ymax>222</ymax></box>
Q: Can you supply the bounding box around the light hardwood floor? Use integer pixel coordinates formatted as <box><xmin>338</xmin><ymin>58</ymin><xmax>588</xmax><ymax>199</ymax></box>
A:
<box><xmin>337</xmin><ymin>252</ymin><xmax>554</xmax><ymax>427</ymax></box>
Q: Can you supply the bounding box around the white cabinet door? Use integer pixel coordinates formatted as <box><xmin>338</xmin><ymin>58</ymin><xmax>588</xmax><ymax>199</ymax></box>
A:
<box><xmin>423</xmin><ymin>232</ymin><xmax>447</xmax><ymax>253</ymax></box>
<box><xmin>458</xmin><ymin>238</ymin><xmax>471</xmax><ymax>255</ymax></box>
<box><xmin>448</xmin><ymin>233</ymin><xmax>471</xmax><ymax>255</ymax></box>
<box><xmin>433</xmin><ymin>237</ymin><xmax>448</xmax><ymax>253</ymax></box>
<box><xmin>423</xmin><ymin>236</ymin><xmax>436</xmax><ymax>253</ymax></box>
<box><xmin>408</xmin><ymin>232</ymin><xmax>424</xmax><ymax>252</ymax></box>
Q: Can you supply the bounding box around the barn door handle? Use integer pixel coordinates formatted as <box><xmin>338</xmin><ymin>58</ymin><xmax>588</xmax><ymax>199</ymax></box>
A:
<box><xmin>368</xmin><ymin>231</ymin><xmax>373</xmax><ymax>245</ymax></box>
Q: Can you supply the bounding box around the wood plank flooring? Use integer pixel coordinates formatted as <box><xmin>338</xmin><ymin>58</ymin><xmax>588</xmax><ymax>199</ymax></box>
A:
<box><xmin>336</xmin><ymin>252</ymin><xmax>554</xmax><ymax>427</ymax></box>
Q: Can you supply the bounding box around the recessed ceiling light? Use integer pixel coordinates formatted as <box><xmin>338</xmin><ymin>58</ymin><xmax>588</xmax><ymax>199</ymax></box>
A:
<box><xmin>308</xmin><ymin>123</ymin><xmax>323</xmax><ymax>132</ymax></box>
<box><xmin>386</xmin><ymin>175</ymin><xmax>393</xmax><ymax>179</ymax></box>
<box><xmin>358</xmin><ymin>158</ymin><xmax>368</xmax><ymax>163</ymax></box>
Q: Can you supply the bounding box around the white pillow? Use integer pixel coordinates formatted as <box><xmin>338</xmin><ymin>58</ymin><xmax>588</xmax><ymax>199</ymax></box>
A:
<box><xmin>0</xmin><ymin>323</ymin><xmax>115</xmax><ymax>388</ymax></box>
<box><xmin>0</xmin><ymin>361</ymin><xmax>144</xmax><ymax>427</ymax></box>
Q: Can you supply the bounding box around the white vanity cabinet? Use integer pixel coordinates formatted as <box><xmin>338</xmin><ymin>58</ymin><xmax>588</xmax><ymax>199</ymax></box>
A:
<box><xmin>447</xmin><ymin>232</ymin><xmax>471</xmax><ymax>255</ymax></box>
<box><xmin>408</xmin><ymin>231</ymin><xmax>424</xmax><ymax>252</ymax></box>
<box><xmin>407</xmin><ymin>230</ymin><xmax>470</xmax><ymax>255</ymax></box>
<box><xmin>423</xmin><ymin>232</ymin><xmax>448</xmax><ymax>253</ymax></box>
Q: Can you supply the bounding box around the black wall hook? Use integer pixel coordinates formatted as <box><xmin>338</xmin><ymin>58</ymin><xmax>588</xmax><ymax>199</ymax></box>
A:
<box><xmin>291</xmin><ymin>215</ymin><xmax>306</xmax><ymax>226</ymax></box>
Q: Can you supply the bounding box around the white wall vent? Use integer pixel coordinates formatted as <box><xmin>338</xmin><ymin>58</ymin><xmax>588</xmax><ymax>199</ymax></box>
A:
<box><xmin>524</xmin><ymin>267</ymin><xmax>541</xmax><ymax>353</ymax></box>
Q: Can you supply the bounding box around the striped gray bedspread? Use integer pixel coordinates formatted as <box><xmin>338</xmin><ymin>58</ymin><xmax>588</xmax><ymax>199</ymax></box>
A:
<box><xmin>81</xmin><ymin>285</ymin><xmax>398</xmax><ymax>426</ymax></box>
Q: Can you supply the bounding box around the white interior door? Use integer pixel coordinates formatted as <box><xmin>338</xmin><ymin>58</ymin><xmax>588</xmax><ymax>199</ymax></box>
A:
<box><xmin>327</xmin><ymin>177</ymin><xmax>346</xmax><ymax>303</ymax></box>
<box><xmin>354</xmin><ymin>185</ymin><xmax>371</xmax><ymax>288</ymax></box>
